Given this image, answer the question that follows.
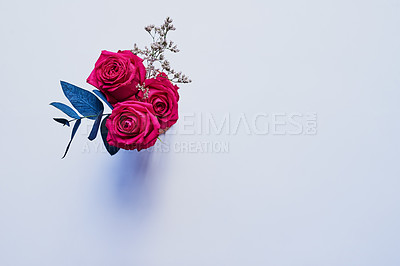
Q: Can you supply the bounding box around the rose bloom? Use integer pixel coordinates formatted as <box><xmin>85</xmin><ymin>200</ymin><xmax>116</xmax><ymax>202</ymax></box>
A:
<box><xmin>106</xmin><ymin>101</ymin><xmax>160</xmax><ymax>151</ymax></box>
<box><xmin>87</xmin><ymin>50</ymin><xmax>146</xmax><ymax>105</ymax></box>
<box><xmin>137</xmin><ymin>73</ymin><xmax>179</xmax><ymax>131</ymax></box>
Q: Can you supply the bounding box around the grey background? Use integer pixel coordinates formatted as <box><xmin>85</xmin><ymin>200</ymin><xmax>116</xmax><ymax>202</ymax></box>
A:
<box><xmin>1</xmin><ymin>0</ymin><xmax>400</xmax><ymax>265</ymax></box>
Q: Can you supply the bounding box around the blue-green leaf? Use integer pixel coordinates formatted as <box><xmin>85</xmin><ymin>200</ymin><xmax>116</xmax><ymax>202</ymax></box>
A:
<box><xmin>62</xmin><ymin>119</ymin><xmax>81</xmax><ymax>159</ymax></box>
<box><xmin>50</xmin><ymin>102</ymin><xmax>80</xmax><ymax>119</ymax></box>
<box><xmin>60</xmin><ymin>81</ymin><xmax>104</xmax><ymax>120</ymax></box>
<box><xmin>101</xmin><ymin>115</ymin><xmax>119</xmax><ymax>156</ymax></box>
<box><xmin>93</xmin><ymin>90</ymin><xmax>113</xmax><ymax>110</ymax></box>
<box><xmin>53</xmin><ymin>118</ymin><xmax>70</xmax><ymax>127</ymax></box>
<box><xmin>88</xmin><ymin>111</ymin><xmax>103</xmax><ymax>141</ymax></box>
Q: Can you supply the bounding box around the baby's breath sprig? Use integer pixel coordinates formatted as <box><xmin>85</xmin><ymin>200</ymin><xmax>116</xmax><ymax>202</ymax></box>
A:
<box><xmin>136</xmin><ymin>83</ymin><xmax>149</xmax><ymax>99</ymax></box>
<box><xmin>131</xmin><ymin>17</ymin><xmax>192</xmax><ymax>84</ymax></box>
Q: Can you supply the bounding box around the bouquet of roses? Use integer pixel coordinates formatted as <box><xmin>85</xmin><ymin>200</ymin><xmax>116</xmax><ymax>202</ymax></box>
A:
<box><xmin>50</xmin><ymin>17</ymin><xmax>191</xmax><ymax>158</ymax></box>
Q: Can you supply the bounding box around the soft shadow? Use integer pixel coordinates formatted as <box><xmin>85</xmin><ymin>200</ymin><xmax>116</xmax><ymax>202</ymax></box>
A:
<box><xmin>111</xmin><ymin>133</ymin><xmax>172</xmax><ymax>212</ymax></box>
<box><xmin>113</xmin><ymin>149</ymin><xmax>153</xmax><ymax>210</ymax></box>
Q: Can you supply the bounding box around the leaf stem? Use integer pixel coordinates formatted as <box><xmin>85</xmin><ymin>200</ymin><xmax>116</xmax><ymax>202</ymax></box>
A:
<box><xmin>68</xmin><ymin>113</ymin><xmax>111</xmax><ymax>123</ymax></box>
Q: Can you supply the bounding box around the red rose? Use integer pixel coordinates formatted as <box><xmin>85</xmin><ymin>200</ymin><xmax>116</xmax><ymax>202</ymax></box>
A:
<box><xmin>137</xmin><ymin>73</ymin><xmax>179</xmax><ymax>131</ymax></box>
<box><xmin>87</xmin><ymin>50</ymin><xmax>146</xmax><ymax>105</ymax></box>
<box><xmin>106</xmin><ymin>101</ymin><xmax>160</xmax><ymax>151</ymax></box>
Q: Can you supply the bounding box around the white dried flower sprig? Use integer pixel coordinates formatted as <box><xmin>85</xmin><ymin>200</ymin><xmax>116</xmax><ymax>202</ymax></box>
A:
<box><xmin>136</xmin><ymin>83</ymin><xmax>149</xmax><ymax>99</ymax></box>
<box><xmin>131</xmin><ymin>17</ymin><xmax>192</xmax><ymax>84</ymax></box>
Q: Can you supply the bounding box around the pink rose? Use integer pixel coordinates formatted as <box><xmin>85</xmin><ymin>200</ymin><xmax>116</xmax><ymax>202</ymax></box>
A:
<box><xmin>87</xmin><ymin>50</ymin><xmax>146</xmax><ymax>105</ymax></box>
<box><xmin>106</xmin><ymin>101</ymin><xmax>160</xmax><ymax>151</ymax></box>
<box><xmin>137</xmin><ymin>73</ymin><xmax>179</xmax><ymax>131</ymax></box>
